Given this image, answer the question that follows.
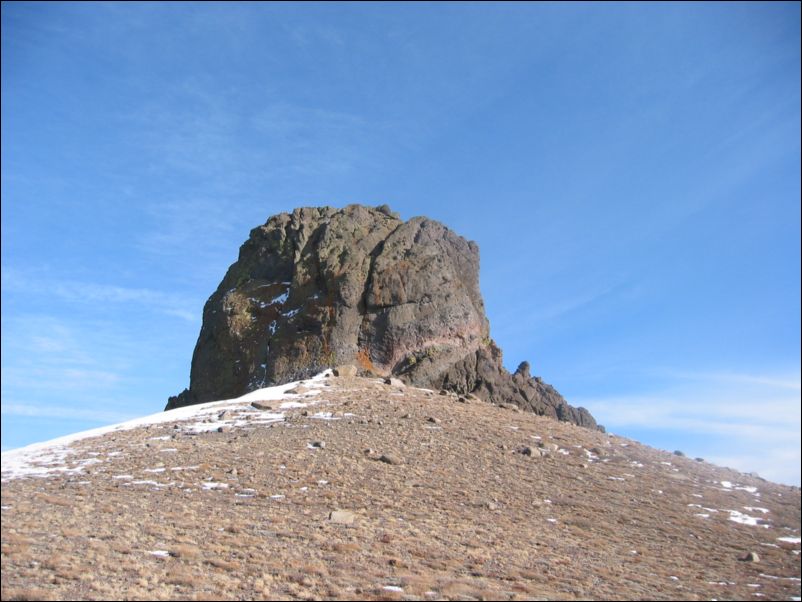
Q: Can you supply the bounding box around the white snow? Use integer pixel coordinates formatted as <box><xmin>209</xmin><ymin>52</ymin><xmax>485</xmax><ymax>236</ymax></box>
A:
<box><xmin>1</xmin><ymin>371</ymin><xmax>333</xmax><ymax>481</ymax></box>
<box><xmin>201</xmin><ymin>482</ymin><xmax>229</xmax><ymax>490</ymax></box>
<box><xmin>721</xmin><ymin>480</ymin><xmax>733</xmax><ymax>488</ymax></box>
<box><xmin>383</xmin><ymin>586</ymin><xmax>404</xmax><ymax>593</ymax></box>
<box><xmin>728</xmin><ymin>510</ymin><xmax>770</xmax><ymax>528</ymax></box>
<box><xmin>310</xmin><ymin>411</ymin><xmax>349</xmax><ymax>420</ymax></box>
<box><xmin>777</xmin><ymin>536</ymin><xmax>801</xmax><ymax>544</ymax></box>
<box><xmin>758</xmin><ymin>573</ymin><xmax>802</xmax><ymax>582</ymax></box>
<box><xmin>268</xmin><ymin>289</ymin><xmax>290</xmax><ymax>305</ymax></box>
<box><xmin>147</xmin><ymin>550</ymin><xmax>170</xmax><ymax>558</ymax></box>
<box><xmin>688</xmin><ymin>504</ymin><xmax>718</xmax><ymax>513</ymax></box>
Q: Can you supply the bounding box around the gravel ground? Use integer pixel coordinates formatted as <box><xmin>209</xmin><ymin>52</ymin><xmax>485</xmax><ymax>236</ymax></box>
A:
<box><xmin>2</xmin><ymin>375</ymin><xmax>800</xmax><ymax>600</ymax></box>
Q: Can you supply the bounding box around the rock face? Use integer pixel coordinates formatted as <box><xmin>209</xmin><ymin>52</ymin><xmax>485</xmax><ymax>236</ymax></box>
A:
<box><xmin>166</xmin><ymin>204</ymin><xmax>599</xmax><ymax>430</ymax></box>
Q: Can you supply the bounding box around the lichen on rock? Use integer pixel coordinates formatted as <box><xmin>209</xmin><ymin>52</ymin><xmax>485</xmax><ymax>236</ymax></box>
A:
<box><xmin>166</xmin><ymin>204</ymin><xmax>599</xmax><ymax>430</ymax></box>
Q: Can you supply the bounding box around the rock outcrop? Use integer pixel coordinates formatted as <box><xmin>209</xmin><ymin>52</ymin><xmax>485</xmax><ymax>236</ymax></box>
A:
<box><xmin>167</xmin><ymin>204</ymin><xmax>599</xmax><ymax>430</ymax></box>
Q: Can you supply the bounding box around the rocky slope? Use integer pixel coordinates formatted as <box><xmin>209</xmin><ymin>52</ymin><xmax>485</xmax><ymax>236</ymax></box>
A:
<box><xmin>2</xmin><ymin>372</ymin><xmax>800</xmax><ymax>601</ymax></box>
<box><xmin>166</xmin><ymin>204</ymin><xmax>597</xmax><ymax>430</ymax></box>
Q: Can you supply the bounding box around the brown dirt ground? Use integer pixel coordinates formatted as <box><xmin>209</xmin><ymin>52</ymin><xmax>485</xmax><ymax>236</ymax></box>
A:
<box><xmin>1</xmin><ymin>376</ymin><xmax>800</xmax><ymax>600</ymax></box>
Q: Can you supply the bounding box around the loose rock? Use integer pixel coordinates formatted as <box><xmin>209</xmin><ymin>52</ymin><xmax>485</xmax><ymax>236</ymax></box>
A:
<box><xmin>329</xmin><ymin>510</ymin><xmax>356</xmax><ymax>525</ymax></box>
<box><xmin>333</xmin><ymin>365</ymin><xmax>357</xmax><ymax>378</ymax></box>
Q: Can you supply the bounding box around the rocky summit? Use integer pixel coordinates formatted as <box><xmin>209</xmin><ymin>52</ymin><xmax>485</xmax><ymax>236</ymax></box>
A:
<box><xmin>166</xmin><ymin>204</ymin><xmax>598</xmax><ymax>430</ymax></box>
<box><xmin>2</xmin><ymin>373</ymin><xmax>800</xmax><ymax>601</ymax></box>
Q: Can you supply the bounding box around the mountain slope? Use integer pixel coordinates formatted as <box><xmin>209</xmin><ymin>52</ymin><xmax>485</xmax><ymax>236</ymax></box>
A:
<box><xmin>2</xmin><ymin>372</ymin><xmax>800</xmax><ymax>601</ymax></box>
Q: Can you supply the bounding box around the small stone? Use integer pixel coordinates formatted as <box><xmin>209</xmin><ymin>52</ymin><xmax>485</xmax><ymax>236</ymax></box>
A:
<box><xmin>439</xmin><ymin>389</ymin><xmax>448</xmax><ymax>396</ymax></box>
<box><xmin>378</xmin><ymin>454</ymin><xmax>403</xmax><ymax>465</ymax></box>
<box><xmin>217</xmin><ymin>426</ymin><xmax>232</xmax><ymax>433</ymax></box>
<box><xmin>218</xmin><ymin>410</ymin><xmax>232</xmax><ymax>419</ymax></box>
<box><xmin>329</xmin><ymin>510</ymin><xmax>356</xmax><ymax>525</ymax></box>
<box><xmin>457</xmin><ymin>396</ymin><xmax>468</xmax><ymax>403</ymax></box>
<box><xmin>287</xmin><ymin>385</ymin><xmax>309</xmax><ymax>395</ymax></box>
<box><xmin>310</xmin><ymin>441</ymin><xmax>325</xmax><ymax>449</ymax></box>
<box><xmin>251</xmin><ymin>402</ymin><xmax>273</xmax><ymax>411</ymax></box>
<box><xmin>739</xmin><ymin>551</ymin><xmax>760</xmax><ymax>562</ymax></box>
<box><xmin>301</xmin><ymin>410</ymin><xmax>310</xmax><ymax>416</ymax></box>
<box><xmin>333</xmin><ymin>365</ymin><xmax>357</xmax><ymax>378</ymax></box>
<box><xmin>384</xmin><ymin>377</ymin><xmax>404</xmax><ymax>387</ymax></box>
<box><xmin>486</xmin><ymin>502</ymin><xmax>498</xmax><ymax>511</ymax></box>
<box><xmin>427</xmin><ymin>416</ymin><xmax>441</xmax><ymax>424</ymax></box>
<box><xmin>465</xmin><ymin>393</ymin><xmax>479</xmax><ymax>401</ymax></box>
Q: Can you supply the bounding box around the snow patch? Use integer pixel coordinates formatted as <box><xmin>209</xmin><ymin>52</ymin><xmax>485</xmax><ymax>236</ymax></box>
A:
<box><xmin>2</xmin><ymin>373</ymin><xmax>332</xmax><ymax>481</ymax></box>
<box><xmin>201</xmin><ymin>482</ymin><xmax>229</xmax><ymax>491</ymax></box>
<box><xmin>728</xmin><ymin>510</ymin><xmax>770</xmax><ymax>528</ymax></box>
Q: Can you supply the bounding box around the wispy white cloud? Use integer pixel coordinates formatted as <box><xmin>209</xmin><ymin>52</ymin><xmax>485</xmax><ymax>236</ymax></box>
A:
<box><xmin>135</xmin><ymin>195</ymin><xmax>243</xmax><ymax>278</ymax></box>
<box><xmin>577</xmin><ymin>370</ymin><xmax>801</xmax><ymax>486</ymax></box>
<box><xmin>3</xmin><ymin>269</ymin><xmax>198</xmax><ymax>322</ymax></box>
<box><xmin>661</xmin><ymin>369</ymin><xmax>801</xmax><ymax>391</ymax></box>
<box><xmin>1</xmin><ymin>403</ymin><xmax>136</xmax><ymax>425</ymax></box>
<box><xmin>0</xmin><ymin>315</ymin><xmax>129</xmax><ymax>397</ymax></box>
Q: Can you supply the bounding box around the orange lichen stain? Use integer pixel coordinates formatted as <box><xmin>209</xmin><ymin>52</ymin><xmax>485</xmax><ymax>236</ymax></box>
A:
<box><xmin>356</xmin><ymin>349</ymin><xmax>376</xmax><ymax>373</ymax></box>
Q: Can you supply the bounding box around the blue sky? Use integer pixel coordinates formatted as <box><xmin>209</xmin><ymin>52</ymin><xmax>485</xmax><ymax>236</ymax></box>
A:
<box><xmin>2</xmin><ymin>2</ymin><xmax>800</xmax><ymax>484</ymax></box>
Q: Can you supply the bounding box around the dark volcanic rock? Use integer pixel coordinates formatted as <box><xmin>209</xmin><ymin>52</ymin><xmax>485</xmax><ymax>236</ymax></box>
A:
<box><xmin>166</xmin><ymin>204</ymin><xmax>599</xmax><ymax>430</ymax></box>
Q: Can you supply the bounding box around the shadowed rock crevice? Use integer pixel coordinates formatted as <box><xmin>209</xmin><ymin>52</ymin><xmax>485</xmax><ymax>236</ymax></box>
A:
<box><xmin>166</xmin><ymin>204</ymin><xmax>600</xmax><ymax>430</ymax></box>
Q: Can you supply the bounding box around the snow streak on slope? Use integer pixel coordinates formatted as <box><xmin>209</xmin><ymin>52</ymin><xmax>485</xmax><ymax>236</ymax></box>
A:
<box><xmin>1</xmin><ymin>371</ymin><xmax>331</xmax><ymax>481</ymax></box>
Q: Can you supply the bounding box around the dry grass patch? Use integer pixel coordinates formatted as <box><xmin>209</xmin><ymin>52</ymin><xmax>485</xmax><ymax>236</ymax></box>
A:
<box><xmin>1</xmin><ymin>587</ymin><xmax>58</xmax><ymax>601</ymax></box>
<box><xmin>332</xmin><ymin>541</ymin><xmax>361</xmax><ymax>553</ymax></box>
<box><xmin>207</xmin><ymin>557</ymin><xmax>239</xmax><ymax>570</ymax></box>
<box><xmin>169</xmin><ymin>543</ymin><xmax>201</xmax><ymax>559</ymax></box>
<box><xmin>163</xmin><ymin>568</ymin><xmax>198</xmax><ymax>586</ymax></box>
